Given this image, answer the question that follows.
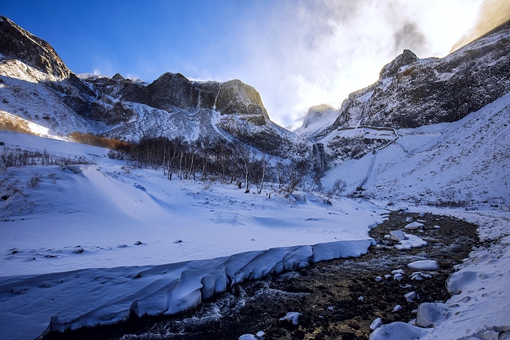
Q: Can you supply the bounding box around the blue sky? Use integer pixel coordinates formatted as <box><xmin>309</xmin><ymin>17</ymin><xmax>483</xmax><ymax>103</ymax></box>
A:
<box><xmin>1</xmin><ymin>0</ymin><xmax>486</xmax><ymax>127</ymax></box>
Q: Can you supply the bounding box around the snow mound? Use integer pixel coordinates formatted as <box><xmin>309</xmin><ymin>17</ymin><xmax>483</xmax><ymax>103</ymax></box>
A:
<box><xmin>416</xmin><ymin>302</ymin><xmax>448</xmax><ymax>328</ymax></box>
<box><xmin>279</xmin><ymin>312</ymin><xmax>301</xmax><ymax>326</ymax></box>
<box><xmin>394</xmin><ymin>233</ymin><xmax>427</xmax><ymax>250</ymax></box>
<box><xmin>446</xmin><ymin>270</ymin><xmax>478</xmax><ymax>295</ymax></box>
<box><xmin>404</xmin><ymin>221</ymin><xmax>424</xmax><ymax>230</ymax></box>
<box><xmin>369</xmin><ymin>321</ymin><xmax>429</xmax><ymax>340</ymax></box>
<box><xmin>407</xmin><ymin>260</ymin><xmax>439</xmax><ymax>271</ymax></box>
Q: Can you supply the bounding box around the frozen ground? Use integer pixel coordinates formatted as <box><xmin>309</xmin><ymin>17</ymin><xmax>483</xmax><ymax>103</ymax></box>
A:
<box><xmin>0</xmin><ymin>131</ymin><xmax>383</xmax><ymax>340</ymax></box>
<box><xmin>370</xmin><ymin>208</ymin><xmax>510</xmax><ymax>340</ymax></box>
<box><xmin>1</xmin><ymin>92</ymin><xmax>509</xmax><ymax>340</ymax></box>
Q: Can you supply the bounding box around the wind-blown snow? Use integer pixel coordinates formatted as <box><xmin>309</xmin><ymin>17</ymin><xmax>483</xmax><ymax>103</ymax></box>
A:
<box><xmin>0</xmin><ymin>131</ymin><xmax>383</xmax><ymax>340</ymax></box>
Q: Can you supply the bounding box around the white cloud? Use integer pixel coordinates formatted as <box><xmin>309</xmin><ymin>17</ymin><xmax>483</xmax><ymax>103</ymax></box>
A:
<box><xmin>225</xmin><ymin>0</ymin><xmax>483</xmax><ymax>127</ymax></box>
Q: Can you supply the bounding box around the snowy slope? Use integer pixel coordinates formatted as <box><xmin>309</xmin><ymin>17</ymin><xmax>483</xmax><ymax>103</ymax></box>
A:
<box><xmin>0</xmin><ymin>59</ymin><xmax>93</xmax><ymax>136</ymax></box>
<box><xmin>0</xmin><ymin>131</ymin><xmax>383</xmax><ymax>340</ymax></box>
<box><xmin>1</xmin><ymin>16</ymin><xmax>303</xmax><ymax>157</ymax></box>
<box><xmin>1</xmin><ymin>96</ymin><xmax>508</xmax><ymax>340</ymax></box>
<box><xmin>322</xmin><ymin>92</ymin><xmax>510</xmax><ymax>209</ymax></box>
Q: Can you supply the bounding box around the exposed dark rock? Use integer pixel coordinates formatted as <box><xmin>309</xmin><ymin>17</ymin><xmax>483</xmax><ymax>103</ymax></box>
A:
<box><xmin>88</xmin><ymin>101</ymin><xmax>134</xmax><ymax>125</ymax></box>
<box><xmin>138</xmin><ymin>74</ymin><xmax>269</xmax><ymax>125</ymax></box>
<box><xmin>0</xmin><ymin>16</ymin><xmax>71</xmax><ymax>79</ymax></box>
<box><xmin>379</xmin><ymin>49</ymin><xmax>418</xmax><ymax>79</ymax></box>
<box><xmin>191</xmin><ymin>81</ymin><xmax>220</xmax><ymax>109</ymax></box>
<box><xmin>112</xmin><ymin>73</ymin><xmax>124</xmax><ymax>80</ymax></box>
<box><xmin>216</xmin><ymin>116</ymin><xmax>294</xmax><ymax>155</ymax></box>
<box><xmin>214</xmin><ymin>79</ymin><xmax>269</xmax><ymax>124</ymax></box>
<box><xmin>146</xmin><ymin>72</ymin><xmax>195</xmax><ymax>110</ymax></box>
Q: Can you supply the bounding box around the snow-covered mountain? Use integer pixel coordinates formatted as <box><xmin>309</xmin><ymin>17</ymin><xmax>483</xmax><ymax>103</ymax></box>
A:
<box><xmin>0</xmin><ymin>14</ymin><xmax>509</xmax><ymax>340</ymax></box>
<box><xmin>321</xmin><ymin>92</ymin><xmax>510</xmax><ymax>209</ymax></box>
<box><xmin>0</xmin><ymin>16</ymin><xmax>300</xmax><ymax>156</ymax></box>
<box><xmin>296</xmin><ymin>20</ymin><xmax>510</xmax><ymax>164</ymax></box>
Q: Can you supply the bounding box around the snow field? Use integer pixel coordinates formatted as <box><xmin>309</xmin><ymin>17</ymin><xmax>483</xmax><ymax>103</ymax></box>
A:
<box><xmin>0</xmin><ymin>130</ymin><xmax>384</xmax><ymax>340</ymax></box>
<box><xmin>0</xmin><ymin>92</ymin><xmax>509</xmax><ymax>340</ymax></box>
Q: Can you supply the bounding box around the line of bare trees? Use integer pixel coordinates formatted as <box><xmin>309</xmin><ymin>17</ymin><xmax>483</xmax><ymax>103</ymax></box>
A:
<box><xmin>109</xmin><ymin>136</ymin><xmax>314</xmax><ymax>196</ymax></box>
<box><xmin>0</xmin><ymin>147</ymin><xmax>91</xmax><ymax>168</ymax></box>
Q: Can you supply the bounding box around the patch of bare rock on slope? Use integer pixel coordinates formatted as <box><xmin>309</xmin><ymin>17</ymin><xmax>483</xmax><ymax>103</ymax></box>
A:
<box><xmin>41</xmin><ymin>211</ymin><xmax>478</xmax><ymax>340</ymax></box>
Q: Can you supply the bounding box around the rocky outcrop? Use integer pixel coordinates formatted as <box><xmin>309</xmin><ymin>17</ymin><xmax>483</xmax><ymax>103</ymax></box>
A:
<box><xmin>146</xmin><ymin>72</ymin><xmax>195</xmax><ymax>110</ymax></box>
<box><xmin>115</xmin><ymin>73</ymin><xmax>270</xmax><ymax>125</ymax></box>
<box><xmin>0</xmin><ymin>16</ymin><xmax>71</xmax><ymax>79</ymax></box>
<box><xmin>379</xmin><ymin>49</ymin><xmax>418</xmax><ymax>79</ymax></box>
<box><xmin>214</xmin><ymin>79</ymin><xmax>269</xmax><ymax>125</ymax></box>
<box><xmin>78</xmin><ymin>71</ymin><xmax>277</xmax><ymax>151</ymax></box>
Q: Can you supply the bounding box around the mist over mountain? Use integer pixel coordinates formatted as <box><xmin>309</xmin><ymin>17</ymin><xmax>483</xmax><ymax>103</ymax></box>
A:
<box><xmin>1</xmin><ymin>13</ymin><xmax>510</xmax><ymax>340</ymax></box>
<box><xmin>298</xmin><ymin>20</ymin><xmax>510</xmax><ymax>134</ymax></box>
<box><xmin>2</xmin><ymin>14</ymin><xmax>509</xmax><ymax>167</ymax></box>
<box><xmin>296</xmin><ymin>19</ymin><xmax>510</xmax><ymax>165</ymax></box>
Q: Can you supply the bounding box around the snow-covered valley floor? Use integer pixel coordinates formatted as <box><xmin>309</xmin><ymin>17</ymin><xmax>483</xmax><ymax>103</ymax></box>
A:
<box><xmin>1</xmin><ymin>90</ymin><xmax>510</xmax><ymax>340</ymax></box>
<box><xmin>0</xmin><ymin>131</ymin><xmax>383</xmax><ymax>340</ymax></box>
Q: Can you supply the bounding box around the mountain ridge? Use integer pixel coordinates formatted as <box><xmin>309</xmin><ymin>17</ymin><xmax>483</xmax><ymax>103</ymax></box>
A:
<box><xmin>298</xmin><ymin>19</ymin><xmax>510</xmax><ymax>137</ymax></box>
<box><xmin>295</xmin><ymin>19</ymin><xmax>510</xmax><ymax>166</ymax></box>
<box><xmin>1</xmin><ymin>16</ymin><xmax>510</xmax><ymax>165</ymax></box>
<box><xmin>0</xmin><ymin>16</ymin><xmax>299</xmax><ymax>156</ymax></box>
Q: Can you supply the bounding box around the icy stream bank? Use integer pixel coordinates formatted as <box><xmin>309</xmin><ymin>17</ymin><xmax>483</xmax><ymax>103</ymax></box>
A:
<box><xmin>0</xmin><ymin>239</ymin><xmax>373</xmax><ymax>340</ymax></box>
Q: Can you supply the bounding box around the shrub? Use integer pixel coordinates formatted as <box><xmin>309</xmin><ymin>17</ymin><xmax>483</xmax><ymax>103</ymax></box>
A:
<box><xmin>0</xmin><ymin>147</ymin><xmax>92</xmax><ymax>168</ymax></box>
<box><xmin>326</xmin><ymin>179</ymin><xmax>347</xmax><ymax>198</ymax></box>
<box><xmin>68</xmin><ymin>132</ymin><xmax>133</xmax><ymax>153</ymax></box>
<box><xmin>27</xmin><ymin>173</ymin><xmax>42</xmax><ymax>188</ymax></box>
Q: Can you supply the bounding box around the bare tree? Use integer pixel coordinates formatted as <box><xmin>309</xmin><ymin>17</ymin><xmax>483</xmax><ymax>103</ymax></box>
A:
<box><xmin>254</xmin><ymin>153</ymin><xmax>273</xmax><ymax>194</ymax></box>
<box><xmin>233</xmin><ymin>143</ymin><xmax>254</xmax><ymax>193</ymax></box>
<box><xmin>274</xmin><ymin>161</ymin><xmax>286</xmax><ymax>189</ymax></box>
<box><xmin>326</xmin><ymin>178</ymin><xmax>347</xmax><ymax>198</ymax></box>
<box><xmin>284</xmin><ymin>159</ymin><xmax>310</xmax><ymax>196</ymax></box>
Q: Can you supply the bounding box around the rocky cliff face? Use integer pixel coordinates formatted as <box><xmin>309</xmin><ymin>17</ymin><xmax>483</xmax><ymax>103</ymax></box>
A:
<box><xmin>0</xmin><ymin>16</ymin><xmax>298</xmax><ymax>156</ymax></box>
<box><xmin>300</xmin><ymin>19</ymin><xmax>510</xmax><ymax>138</ymax></box>
<box><xmin>295</xmin><ymin>20</ymin><xmax>510</xmax><ymax>166</ymax></box>
<box><xmin>0</xmin><ymin>16</ymin><xmax>71</xmax><ymax>80</ymax></box>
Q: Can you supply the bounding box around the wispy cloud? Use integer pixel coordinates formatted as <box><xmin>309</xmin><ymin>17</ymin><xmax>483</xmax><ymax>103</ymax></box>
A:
<box><xmin>224</xmin><ymin>0</ymin><xmax>482</xmax><ymax>127</ymax></box>
<box><xmin>452</xmin><ymin>0</ymin><xmax>510</xmax><ymax>51</ymax></box>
